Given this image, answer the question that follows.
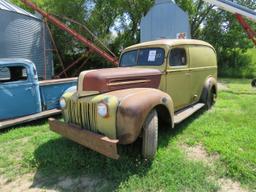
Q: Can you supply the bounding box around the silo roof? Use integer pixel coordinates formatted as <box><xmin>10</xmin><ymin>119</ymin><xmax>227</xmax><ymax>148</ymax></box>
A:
<box><xmin>0</xmin><ymin>0</ymin><xmax>39</xmax><ymax>19</ymax></box>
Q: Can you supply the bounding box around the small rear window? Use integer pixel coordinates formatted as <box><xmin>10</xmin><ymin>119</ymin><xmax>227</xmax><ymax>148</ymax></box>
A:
<box><xmin>0</xmin><ymin>67</ymin><xmax>10</xmax><ymax>82</ymax></box>
<box><xmin>0</xmin><ymin>66</ymin><xmax>28</xmax><ymax>83</ymax></box>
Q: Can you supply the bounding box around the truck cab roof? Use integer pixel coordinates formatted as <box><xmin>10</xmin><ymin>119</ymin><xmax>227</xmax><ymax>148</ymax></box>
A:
<box><xmin>0</xmin><ymin>58</ymin><xmax>34</xmax><ymax>66</ymax></box>
<box><xmin>125</xmin><ymin>39</ymin><xmax>215</xmax><ymax>51</ymax></box>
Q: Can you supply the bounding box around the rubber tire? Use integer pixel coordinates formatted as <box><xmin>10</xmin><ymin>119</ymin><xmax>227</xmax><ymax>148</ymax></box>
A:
<box><xmin>251</xmin><ymin>79</ymin><xmax>256</xmax><ymax>88</ymax></box>
<box><xmin>206</xmin><ymin>88</ymin><xmax>216</xmax><ymax>110</ymax></box>
<box><xmin>142</xmin><ymin>110</ymin><xmax>158</xmax><ymax>159</ymax></box>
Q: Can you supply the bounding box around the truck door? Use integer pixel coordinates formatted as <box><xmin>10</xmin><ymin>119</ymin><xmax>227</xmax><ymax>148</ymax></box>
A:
<box><xmin>0</xmin><ymin>64</ymin><xmax>41</xmax><ymax>120</ymax></box>
<box><xmin>166</xmin><ymin>46</ymin><xmax>192</xmax><ymax>111</ymax></box>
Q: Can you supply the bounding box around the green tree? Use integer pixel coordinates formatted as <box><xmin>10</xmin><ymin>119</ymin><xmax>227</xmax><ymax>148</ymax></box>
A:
<box><xmin>199</xmin><ymin>0</ymin><xmax>256</xmax><ymax>77</ymax></box>
<box><xmin>175</xmin><ymin>0</ymin><xmax>255</xmax><ymax>77</ymax></box>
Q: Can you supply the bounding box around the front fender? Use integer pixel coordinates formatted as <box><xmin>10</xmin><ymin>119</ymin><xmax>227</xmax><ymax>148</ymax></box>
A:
<box><xmin>108</xmin><ymin>88</ymin><xmax>174</xmax><ymax>144</ymax></box>
<box><xmin>63</xmin><ymin>86</ymin><xmax>77</xmax><ymax>95</ymax></box>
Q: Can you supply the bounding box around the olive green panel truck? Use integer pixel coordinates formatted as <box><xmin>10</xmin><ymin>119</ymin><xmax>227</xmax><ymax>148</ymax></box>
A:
<box><xmin>49</xmin><ymin>39</ymin><xmax>218</xmax><ymax>159</ymax></box>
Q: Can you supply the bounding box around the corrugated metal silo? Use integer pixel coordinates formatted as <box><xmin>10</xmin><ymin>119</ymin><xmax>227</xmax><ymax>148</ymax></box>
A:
<box><xmin>0</xmin><ymin>0</ymin><xmax>53</xmax><ymax>80</ymax></box>
<box><xmin>140</xmin><ymin>0</ymin><xmax>191</xmax><ymax>42</ymax></box>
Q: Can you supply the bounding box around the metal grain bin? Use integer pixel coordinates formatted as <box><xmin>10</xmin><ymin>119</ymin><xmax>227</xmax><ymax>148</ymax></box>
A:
<box><xmin>140</xmin><ymin>0</ymin><xmax>191</xmax><ymax>42</ymax></box>
<box><xmin>0</xmin><ymin>0</ymin><xmax>53</xmax><ymax>80</ymax></box>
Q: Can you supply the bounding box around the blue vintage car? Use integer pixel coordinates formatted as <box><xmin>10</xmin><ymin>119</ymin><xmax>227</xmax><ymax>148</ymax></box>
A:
<box><xmin>0</xmin><ymin>58</ymin><xmax>77</xmax><ymax>128</ymax></box>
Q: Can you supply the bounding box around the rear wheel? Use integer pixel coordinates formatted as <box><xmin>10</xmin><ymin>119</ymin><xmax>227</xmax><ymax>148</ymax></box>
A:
<box><xmin>142</xmin><ymin>110</ymin><xmax>158</xmax><ymax>159</ymax></box>
<box><xmin>206</xmin><ymin>88</ymin><xmax>216</xmax><ymax>109</ymax></box>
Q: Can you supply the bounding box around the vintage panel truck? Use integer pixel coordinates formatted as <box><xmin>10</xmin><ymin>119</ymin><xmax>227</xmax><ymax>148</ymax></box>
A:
<box><xmin>49</xmin><ymin>39</ymin><xmax>218</xmax><ymax>159</ymax></box>
<box><xmin>0</xmin><ymin>58</ymin><xmax>77</xmax><ymax>129</ymax></box>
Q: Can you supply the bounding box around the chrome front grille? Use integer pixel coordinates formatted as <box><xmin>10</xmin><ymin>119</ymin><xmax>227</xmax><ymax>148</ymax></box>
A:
<box><xmin>66</xmin><ymin>98</ymin><xmax>97</xmax><ymax>132</ymax></box>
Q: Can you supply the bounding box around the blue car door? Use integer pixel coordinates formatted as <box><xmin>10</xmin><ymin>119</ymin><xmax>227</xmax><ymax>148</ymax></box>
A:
<box><xmin>0</xmin><ymin>64</ymin><xmax>41</xmax><ymax>121</ymax></box>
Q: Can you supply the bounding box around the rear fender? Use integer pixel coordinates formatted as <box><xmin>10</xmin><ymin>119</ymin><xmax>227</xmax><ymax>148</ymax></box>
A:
<box><xmin>115</xmin><ymin>88</ymin><xmax>174</xmax><ymax>144</ymax></box>
<box><xmin>200</xmin><ymin>76</ymin><xmax>218</xmax><ymax>102</ymax></box>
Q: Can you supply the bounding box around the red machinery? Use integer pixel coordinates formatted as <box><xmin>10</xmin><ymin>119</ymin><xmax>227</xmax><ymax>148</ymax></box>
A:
<box><xmin>235</xmin><ymin>14</ymin><xmax>256</xmax><ymax>46</ymax></box>
<box><xmin>203</xmin><ymin>0</ymin><xmax>256</xmax><ymax>46</ymax></box>
<box><xmin>20</xmin><ymin>0</ymin><xmax>119</xmax><ymax>69</ymax></box>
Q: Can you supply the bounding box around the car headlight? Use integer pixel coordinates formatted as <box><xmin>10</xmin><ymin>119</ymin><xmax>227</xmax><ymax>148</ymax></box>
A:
<box><xmin>59</xmin><ymin>98</ymin><xmax>66</xmax><ymax>109</ymax></box>
<box><xmin>97</xmin><ymin>102</ymin><xmax>108</xmax><ymax>117</ymax></box>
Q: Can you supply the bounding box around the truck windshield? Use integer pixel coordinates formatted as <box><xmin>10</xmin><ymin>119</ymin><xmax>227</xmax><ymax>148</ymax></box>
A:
<box><xmin>120</xmin><ymin>48</ymin><xmax>165</xmax><ymax>67</ymax></box>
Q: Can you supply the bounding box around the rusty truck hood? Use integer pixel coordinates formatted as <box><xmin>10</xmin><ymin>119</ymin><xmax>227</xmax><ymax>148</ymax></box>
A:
<box><xmin>77</xmin><ymin>67</ymin><xmax>162</xmax><ymax>96</ymax></box>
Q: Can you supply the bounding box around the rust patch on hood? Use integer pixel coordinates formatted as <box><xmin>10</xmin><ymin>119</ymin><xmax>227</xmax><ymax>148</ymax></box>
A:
<box><xmin>78</xmin><ymin>68</ymin><xmax>162</xmax><ymax>96</ymax></box>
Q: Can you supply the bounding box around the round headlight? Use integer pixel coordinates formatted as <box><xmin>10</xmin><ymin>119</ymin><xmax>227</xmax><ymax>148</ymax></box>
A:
<box><xmin>59</xmin><ymin>98</ymin><xmax>66</xmax><ymax>109</ymax></box>
<box><xmin>97</xmin><ymin>103</ymin><xmax>108</xmax><ymax>117</ymax></box>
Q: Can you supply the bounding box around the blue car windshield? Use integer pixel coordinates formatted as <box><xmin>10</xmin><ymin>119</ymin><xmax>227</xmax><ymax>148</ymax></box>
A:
<box><xmin>120</xmin><ymin>48</ymin><xmax>165</xmax><ymax>67</ymax></box>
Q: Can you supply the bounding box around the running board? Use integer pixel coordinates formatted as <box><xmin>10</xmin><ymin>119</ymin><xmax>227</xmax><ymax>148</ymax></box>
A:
<box><xmin>174</xmin><ymin>103</ymin><xmax>205</xmax><ymax>124</ymax></box>
<box><xmin>0</xmin><ymin>109</ymin><xmax>61</xmax><ymax>129</ymax></box>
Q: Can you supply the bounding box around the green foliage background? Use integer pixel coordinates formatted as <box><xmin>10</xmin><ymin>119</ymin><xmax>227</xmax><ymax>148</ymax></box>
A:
<box><xmin>11</xmin><ymin>0</ymin><xmax>256</xmax><ymax>78</ymax></box>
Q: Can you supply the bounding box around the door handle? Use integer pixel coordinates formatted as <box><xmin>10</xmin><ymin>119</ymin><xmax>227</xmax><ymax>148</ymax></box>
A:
<box><xmin>25</xmin><ymin>87</ymin><xmax>32</xmax><ymax>91</ymax></box>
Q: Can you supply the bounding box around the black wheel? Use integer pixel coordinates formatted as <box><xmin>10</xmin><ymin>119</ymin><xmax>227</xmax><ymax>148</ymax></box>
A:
<box><xmin>142</xmin><ymin>109</ymin><xmax>158</xmax><ymax>159</ymax></box>
<box><xmin>206</xmin><ymin>88</ymin><xmax>216</xmax><ymax>109</ymax></box>
<box><xmin>251</xmin><ymin>79</ymin><xmax>256</xmax><ymax>88</ymax></box>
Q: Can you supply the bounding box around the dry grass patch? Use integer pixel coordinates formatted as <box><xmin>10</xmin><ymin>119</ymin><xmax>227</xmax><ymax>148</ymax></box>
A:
<box><xmin>181</xmin><ymin>143</ymin><xmax>249</xmax><ymax>192</ymax></box>
<box><xmin>218</xmin><ymin>178</ymin><xmax>248</xmax><ymax>192</ymax></box>
<box><xmin>0</xmin><ymin>172</ymin><xmax>108</xmax><ymax>192</ymax></box>
<box><xmin>217</xmin><ymin>82</ymin><xmax>229</xmax><ymax>91</ymax></box>
<box><xmin>181</xmin><ymin>144</ymin><xmax>219</xmax><ymax>166</ymax></box>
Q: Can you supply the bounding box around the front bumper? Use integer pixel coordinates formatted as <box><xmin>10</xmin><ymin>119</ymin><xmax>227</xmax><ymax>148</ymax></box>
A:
<box><xmin>48</xmin><ymin>118</ymin><xmax>119</xmax><ymax>159</ymax></box>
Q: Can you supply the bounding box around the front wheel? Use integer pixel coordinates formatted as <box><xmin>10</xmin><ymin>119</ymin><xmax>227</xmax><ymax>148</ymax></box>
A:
<box><xmin>142</xmin><ymin>110</ymin><xmax>158</xmax><ymax>159</ymax></box>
